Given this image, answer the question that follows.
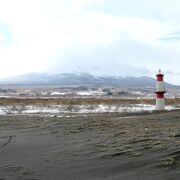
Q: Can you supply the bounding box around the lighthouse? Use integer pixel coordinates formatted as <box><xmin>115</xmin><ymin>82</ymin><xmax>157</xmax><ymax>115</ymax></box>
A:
<box><xmin>155</xmin><ymin>70</ymin><xmax>166</xmax><ymax>110</ymax></box>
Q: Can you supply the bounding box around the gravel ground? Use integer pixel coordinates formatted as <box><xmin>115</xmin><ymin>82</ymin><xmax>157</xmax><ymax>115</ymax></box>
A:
<box><xmin>0</xmin><ymin>110</ymin><xmax>180</xmax><ymax>180</ymax></box>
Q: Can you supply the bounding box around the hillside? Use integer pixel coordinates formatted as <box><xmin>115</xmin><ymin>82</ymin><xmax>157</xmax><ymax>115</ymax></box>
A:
<box><xmin>0</xmin><ymin>73</ymin><xmax>176</xmax><ymax>88</ymax></box>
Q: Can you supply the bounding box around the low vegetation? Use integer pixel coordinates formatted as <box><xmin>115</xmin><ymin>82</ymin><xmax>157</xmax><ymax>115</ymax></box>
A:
<box><xmin>0</xmin><ymin>97</ymin><xmax>179</xmax><ymax>106</ymax></box>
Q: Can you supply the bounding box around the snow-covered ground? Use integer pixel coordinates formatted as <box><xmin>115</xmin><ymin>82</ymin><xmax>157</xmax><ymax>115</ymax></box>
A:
<box><xmin>51</xmin><ymin>92</ymin><xmax>67</xmax><ymax>95</ymax></box>
<box><xmin>77</xmin><ymin>91</ymin><xmax>106</xmax><ymax>96</ymax></box>
<box><xmin>0</xmin><ymin>104</ymin><xmax>179</xmax><ymax>116</ymax></box>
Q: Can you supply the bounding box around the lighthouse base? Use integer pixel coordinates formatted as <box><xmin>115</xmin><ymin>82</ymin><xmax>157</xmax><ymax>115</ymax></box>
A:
<box><xmin>156</xmin><ymin>98</ymin><xmax>165</xmax><ymax>110</ymax></box>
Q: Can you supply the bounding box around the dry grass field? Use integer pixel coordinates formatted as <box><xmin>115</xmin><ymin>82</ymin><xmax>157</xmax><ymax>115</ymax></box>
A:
<box><xmin>0</xmin><ymin>97</ymin><xmax>179</xmax><ymax>106</ymax></box>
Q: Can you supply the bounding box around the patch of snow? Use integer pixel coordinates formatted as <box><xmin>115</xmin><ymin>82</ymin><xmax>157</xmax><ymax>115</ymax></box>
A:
<box><xmin>0</xmin><ymin>108</ymin><xmax>7</xmax><ymax>115</ymax></box>
<box><xmin>0</xmin><ymin>104</ymin><xmax>179</xmax><ymax>115</ymax></box>
<box><xmin>77</xmin><ymin>91</ymin><xmax>105</xmax><ymax>96</ymax></box>
<box><xmin>113</xmin><ymin>116</ymin><xmax>139</xmax><ymax>120</ymax></box>
<box><xmin>77</xmin><ymin>92</ymin><xmax>91</xmax><ymax>96</ymax></box>
<box><xmin>41</xmin><ymin>92</ymin><xmax>48</xmax><ymax>95</ymax></box>
<box><xmin>132</xmin><ymin>91</ymin><xmax>143</xmax><ymax>95</ymax></box>
<box><xmin>57</xmin><ymin>115</ymin><xmax>88</xmax><ymax>118</ymax></box>
<box><xmin>51</xmin><ymin>92</ymin><xmax>66</xmax><ymax>95</ymax></box>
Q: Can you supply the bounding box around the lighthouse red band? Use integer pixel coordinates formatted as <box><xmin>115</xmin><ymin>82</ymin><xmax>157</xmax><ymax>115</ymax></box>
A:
<box><xmin>156</xmin><ymin>92</ymin><xmax>164</xmax><ymax>98</ymax></box>
<box><xmin>155</xmin><ymin>70</ymin><xmax>166</xmax><ymax>110</ymax></box>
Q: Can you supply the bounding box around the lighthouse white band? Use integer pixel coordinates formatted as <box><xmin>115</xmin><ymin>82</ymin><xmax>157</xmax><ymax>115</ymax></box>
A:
<box><xmin>156</xmin><ymin>81</ymin><xmax>165</xmax><ymax>92</ymax></box>
<box><xmin>156</xmin><ymin>98</ymin><xmax>165</xmax><ymax>110</ymax></box>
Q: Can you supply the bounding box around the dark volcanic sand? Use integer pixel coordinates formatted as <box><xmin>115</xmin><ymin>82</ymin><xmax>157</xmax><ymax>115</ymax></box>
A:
<box><xmin>0</xmin><ymin>111</ymin><xmax>180</xmax><ymax>180</ymax></box>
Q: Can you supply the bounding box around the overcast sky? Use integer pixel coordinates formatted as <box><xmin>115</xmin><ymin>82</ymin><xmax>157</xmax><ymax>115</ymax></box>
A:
<box><xmin>1</xmin><ymin>0</ymin><xmax>180</xmax><ymax>84</ymax></box>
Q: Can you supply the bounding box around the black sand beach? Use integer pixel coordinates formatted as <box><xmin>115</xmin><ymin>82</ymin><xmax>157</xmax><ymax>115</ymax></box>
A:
<box><xmin>0</xmin><ymin>111</ymin><xmax>180</xmax><ymax>180</ymax></box>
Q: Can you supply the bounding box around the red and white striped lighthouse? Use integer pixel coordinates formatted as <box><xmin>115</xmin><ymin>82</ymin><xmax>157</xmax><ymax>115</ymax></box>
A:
<box><xmin>155</xmin><ymin>70</ymin><xmax>166</xmax><ymax>110</ymax></box>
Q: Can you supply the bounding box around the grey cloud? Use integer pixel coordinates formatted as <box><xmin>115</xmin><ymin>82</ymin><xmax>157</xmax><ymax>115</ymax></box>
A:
<box><xmin>159</xmin><ymin>31</ymin><xmax>180</xmax><ymax>41</ymax></box>
<box><xmin>88</xmin><ymin>0</ymin><xmax>180</xmax><ymax>22</ymax></box>
<box><xmin>164</xmin><ymin>71</ymin><xmax>176</xmax><ymax>75</ymax></box>
<box><xmin>49</xmin><ymin>38</ymin><xmax>180</xmax><ymax>77</ymax></box>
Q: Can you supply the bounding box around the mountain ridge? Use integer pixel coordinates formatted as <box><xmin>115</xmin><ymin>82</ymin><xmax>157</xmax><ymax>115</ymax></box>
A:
<box><xmin>0</xmin><ymin>73</ymin><xmax>177</xmax><ymax>88</ymax></box>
